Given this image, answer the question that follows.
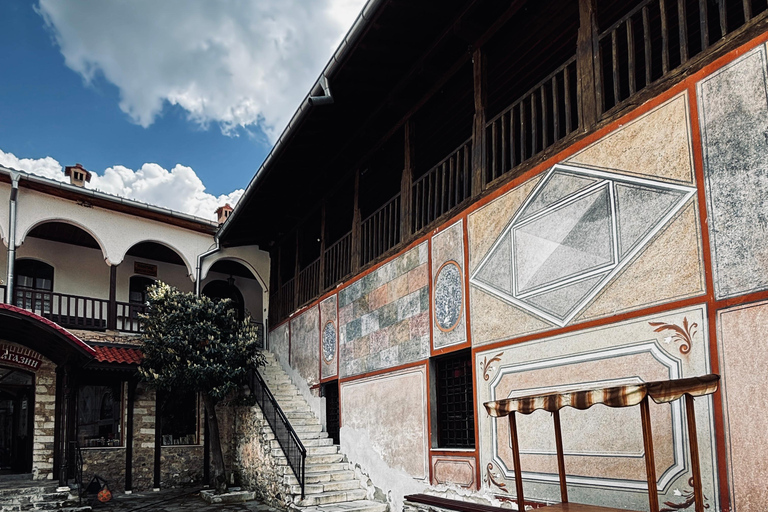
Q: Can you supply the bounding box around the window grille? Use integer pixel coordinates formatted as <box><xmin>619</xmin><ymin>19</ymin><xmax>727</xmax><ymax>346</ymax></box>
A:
<box><xmin>436</xmin><ymin>352</ymin><xmax>475</xmax><ymax>449</ymax></box>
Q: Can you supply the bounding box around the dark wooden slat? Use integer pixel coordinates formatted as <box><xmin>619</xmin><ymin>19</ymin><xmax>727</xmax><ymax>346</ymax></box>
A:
<box><xmin>577</xmin><ymin>0</ymin><xmax>600</xmax><ymax>124</ymax></box>
<box><xmin>743</xmin><ymin>0</ymin><xmax>753</xmax><ymax>21</ymax></box>
<box><xmin>627</xmin><ymin>19</ymin><xmax>637</xmax><ymax>95</ymax></box>
<box><xmin>491</xmin><ymin>121</ymin><xmax>498</xmax><ymax>180</ymax></box>
<box><xmin>510</xmin><ymin>108</ymin><xmax>518</xmax><ymax>165</ymax></box>
<box><xmin>611</xmin><ymin>29</ymin><xmax>620</xmax><ymax>105</ymax></box>
<box><xmin>661</xmin><ymin>0</ymin><xmax>670</xmax><ymax>74</ymax></box>
<box><xmin>643</xmin><ymin>6</ymin><xmax>652</xmax><ymax>84</ymax></box>
<box><xmin>472</xmin><ymin>47</ymin><xmax>486</xmax><ymax>195</ymax></box>
<box><xmin>564</xmin><ymin>69</ymin><xmax>573</xmax><ymax>133</ymax></box>
<box><xmin>520</xmin><ymin>101</ymin><xmax>527</xmax><ymax>161</ymax></box>
<box><xmin>552</xmin><ymin>75</ymin><xmax>561</xmax><ymax>141</ymax></box>
<box><xmin>700</xmin><ymin>0</ymin><xmax>710</xmax><ymax>49</ymax></box>
<box><xmin>685</xmin><ymin>394</ymin><xmax>705</xmax><ymax>512</ymax></box>
<box><xmin>678</xmin><ymin>0</ymin><xmax>689</xmax><ymax>62</ymax></box>
<box><xmin>540</xmin><ymin>85</ymin><xmax>548</xmax><ymax>149</ymax></box>
<box><xmin>640</xmin><ymin>396</ymin><xmax>660</xmax><ymax>512</ymax></box>
<box><xmin>719</xmin><ymin>0</ymin><xmax>728</xmax><ymax>37</ymax></box>
<box><xmin>531</xmin><ymin>94</ymin><xmax>538</xmax><ymax>155</ymax></box>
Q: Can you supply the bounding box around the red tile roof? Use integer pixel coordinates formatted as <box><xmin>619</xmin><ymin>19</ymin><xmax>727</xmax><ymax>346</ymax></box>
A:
<box><xmin>0</xmin><ymin>303</ymin><xmax>96</xmax><ymax>356</ymax></box>
<box><xmin>93</xmin><ymin>345</ymin><xmax>143</xmax><ymax>365</ymax></box>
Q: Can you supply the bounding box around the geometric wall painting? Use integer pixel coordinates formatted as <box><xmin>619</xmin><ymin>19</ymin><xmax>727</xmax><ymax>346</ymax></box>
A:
<box><xmin>470</xmin><ymin>164</ymin><xmax>696</xmax><ymax>326</ymax></box>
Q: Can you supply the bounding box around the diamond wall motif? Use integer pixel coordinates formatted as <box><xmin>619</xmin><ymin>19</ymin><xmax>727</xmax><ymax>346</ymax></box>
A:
<box><xmin>470</xmin><ymin>164</ymin><xmax>696</xmax><ymax>326</ymax></box>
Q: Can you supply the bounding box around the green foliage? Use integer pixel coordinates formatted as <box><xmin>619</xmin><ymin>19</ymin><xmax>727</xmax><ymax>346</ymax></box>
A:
<box><xmin>138</xmin><ymin>282</ymin><xmax>265</xmax><ymax>401</ymax></box>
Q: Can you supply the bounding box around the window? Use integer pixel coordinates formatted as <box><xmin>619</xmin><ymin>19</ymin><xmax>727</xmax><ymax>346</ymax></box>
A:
<box><xmin>14</xmin><ymin>260</ymin><xmax>54</xmax><ymax>315</ymax></box>
<box><xmin>77</xmin><ymin>383</ymin><xmax>122</xmax><ymax>447</ymax></box>
<box><xmin>129</xmin><ymin>276</ymin><xmax>155</xmax><ymax>305</ymax></box>
<box><xmin>160</xmin><ymin>390</ymin><xmax>198</xmax><ymax>446</ymax></box>
<box><xmin>202</xmin><ymin>280</ymin><xmax>245</xmax><ymax>320</ymax></box>
<box><xmin>434</xmin><ymin>350</ymin><xmax>475</xmax><ymax>449</ymax></box>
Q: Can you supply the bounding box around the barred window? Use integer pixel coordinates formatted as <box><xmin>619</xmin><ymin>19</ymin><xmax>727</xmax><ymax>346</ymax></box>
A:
<box><xmin>435</xmin><ymin>351</ymin><xmax>475</xmax><ymax>449</ymax></box>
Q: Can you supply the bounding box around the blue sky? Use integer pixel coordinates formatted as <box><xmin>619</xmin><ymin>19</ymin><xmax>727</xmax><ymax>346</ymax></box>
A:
<box><xmin>0</xmin><ymin>1</ymin><xmax>363</xmax><ymax>219</ymax></box>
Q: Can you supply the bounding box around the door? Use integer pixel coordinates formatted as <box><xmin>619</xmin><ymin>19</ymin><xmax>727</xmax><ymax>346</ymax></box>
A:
<box><xmin>0</xmin><ymin>367</ymin><xmax>35</xmax><ymax>474</ymax></box>
<box><xmin>321</xmin><ymin>380</ymin><xmax>340</xmax><ymax>445</ymax></box>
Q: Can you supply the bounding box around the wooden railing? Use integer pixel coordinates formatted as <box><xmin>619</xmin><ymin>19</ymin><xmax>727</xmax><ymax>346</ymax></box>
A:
<box><xmin>412</xmin><ymin>139</ymin><xmax>472</xmax><ymax>232</ymax></box>
<box><xmin>486</xmin><ymin>55</ymin><xmax>578</xmax><ymax>183</ymax></box>
<box><xmin>323</xmin><ymin>231</ymin><xmax>352</xmax><ymax>290</ymax></box>
<box><xmin>276</xmin><ymin>278</ymin><xmax>296</xmax><ymax>322</ymax></box>
<box><xmin>598</xmin><ymin>0</ymin><xmax>768</xmax><ymax>113</ymax></box>
<box><xmin>360</xmin><ymin>193</ymin><xmax>401</xmax><ymax>266</ymax></box>
<box><xmin>297</xmin><ymin>258</ymin><xmax>320</xmax><ymax>307</ymax></box>
<box><xmin>14</xmin><ymin>286</ymin><xmax>109</xmax><ymax>330</ymax></box>
<box><xmin>115</xmin><ymin>301</ymin><xmax>146</xmax><ymax>333</ymax></box>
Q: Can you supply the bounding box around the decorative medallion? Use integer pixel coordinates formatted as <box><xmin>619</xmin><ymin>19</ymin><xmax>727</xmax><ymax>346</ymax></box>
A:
<box><xmin>322</xmin><ymin>321</ymin><xmax>336</xmax><ymax>362</ymax></box>
<box><xmin>434</xmin><ymin>261</ymin><xmax>463</xmax><ymax>332</ymax></box>
<box><xmin>470</xmin><ymin>164</ymin><xmax>696</xmax><ymax>326</ymax></box>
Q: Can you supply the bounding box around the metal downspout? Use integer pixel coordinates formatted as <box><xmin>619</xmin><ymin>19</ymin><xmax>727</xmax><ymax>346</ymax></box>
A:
<box><xmin>195</xmin><ymin>238</ymin><xmax>220</xmax><ymax>296</ymax></box>
<box><xmin>6</xmin><ymin>171</ymin><xmax>21</xmax><ymax>303</ymax></box>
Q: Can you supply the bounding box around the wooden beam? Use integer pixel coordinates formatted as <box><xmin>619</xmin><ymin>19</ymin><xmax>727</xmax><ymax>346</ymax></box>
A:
<box><xmin>319</xmin><ymin>202</ymin><xmax>327</xmax><ymax>294</ymax></box>
<box><xmin>577</xmin><ymin>0</ymin><xmax>600</xmax><ymax>128</ymax></box>
<box><xmin>108</xmin><ymin>264</ymin><xmax>117</xmax><ymax>330</ymax></box>
<box><xmin>471</xmin><ymin>47</ymin><xmax>487</xmax><ymax>196</ymax></box>
<box><xmin>351</xmin><ymin>169</ymin><xmax>361</xmax><ymax>274</ymax></box>
<box><xmin>508</xmin><ymin>412</ymin><xmax>526</xmax><ymax>512</ymax></box>
<box><xmin>125</xmin><ymin>379</ymin><xmax>137</xmax><ymax>492</ymax></box>
<box><xmin>553</xmin><ymin>410</ymin><xmax>569</xmax><ymax>503</ymax></box>
<box><xmin>402</xmin><ymin>119</ymin><xmax>415</xmax><ymax>239</ymax></box>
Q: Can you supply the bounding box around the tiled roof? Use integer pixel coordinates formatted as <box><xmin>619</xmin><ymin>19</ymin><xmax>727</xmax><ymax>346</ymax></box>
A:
<box><xmin>92</xmin><ymin>345</ymin><xmax>143</xmax><ymax>365</ymax></box>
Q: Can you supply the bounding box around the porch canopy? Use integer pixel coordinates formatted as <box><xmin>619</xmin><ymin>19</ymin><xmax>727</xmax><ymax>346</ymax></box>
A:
<box><xmin>0</xmin><ymin>303</ymin><xmax>95</xmax><ymax>366</ymax></box>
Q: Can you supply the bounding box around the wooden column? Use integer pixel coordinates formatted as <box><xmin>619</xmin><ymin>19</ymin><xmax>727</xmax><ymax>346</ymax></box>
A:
<box><xmin>684</xmin><ymin>394</ymin><xmax>705</xmax><ymax>512</ymax></box>
<box><xmin>553</xmin><ymin>410</ymin><xmax>569</xmax><ymax>503</ymax></box>
<box><xmin>577</xmin><ymin>0</ymin><xmax>600</xmax><ymax>129</ymax></box>
<box><xmin>471</xmin><ymin>48</ymin><xmax>486</xmax><ymax>196</ymax></box>
<box><xmin>108</xmin><ymin>264</ymin><xmax>117</xmax><ymax>330</ymax></box>
<box><xmin>125</xmin><ymin>379</ymin><xmax>137</xmax><ymax>492</ymax></box>
<box><xmin>640</xmin><ymin>396</ymin><xmax>659</xmax><ymax>512</ymax></box>
<box><xmin>401</xmin><ymin>120</ymin><xmax>415</xmax><ymax>239</ymax></box>
<box><xmin>293</xmin><ymin>230</ymin><xmax>300</xmax><ymax>311</ymax></box>
<box><xmin>319</xmin><ymin>203</ymin><xmax>327</xmax><ymax>294</ymax></box>
<box><xmin>508</xmin><ymin>412</ymin><xmax>525</xmax><ymax>512</ymax></box>
<box><xmin>351</xmin><ymin>169</ymin><xmax>361</xmax><ymax>273</ymax></box>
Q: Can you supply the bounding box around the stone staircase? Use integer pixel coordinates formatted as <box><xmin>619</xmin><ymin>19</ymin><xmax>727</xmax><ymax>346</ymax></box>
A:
<box><xmin>0</xmin><ymin>480</ymin><xmax>90</xmax><ymax>512</ymax></box>
<box><xmin>257</xmin><ymin>352</ymin><xmax>387</xmax><ymax>512</ymax></box>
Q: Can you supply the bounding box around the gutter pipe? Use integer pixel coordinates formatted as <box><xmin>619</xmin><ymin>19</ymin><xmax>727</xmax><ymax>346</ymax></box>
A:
<box><xmin>217</xmin><ymin>0</ymin><xmax>386</xmax><ymax>243</ymax></box>
<box><xmin>195</xmin><ymin>238</ymin><xmax>220</xmax><ymax>296</ymax></box>
<box><xmin>6</xmin><ymin>171</ymin><xmax>21</xmax><ymax>303</ymax></box>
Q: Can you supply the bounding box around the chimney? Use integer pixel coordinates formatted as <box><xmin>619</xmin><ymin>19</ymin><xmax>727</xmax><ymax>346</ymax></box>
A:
<box><xmin>215</xmin><ymin>204</ymin><xmax>233</xmax><ymax>224</ymax></box>
<box><xmin>64</xmin><ymin>163</ymin><xmax>92</xmax><ymax>188</ymax></box>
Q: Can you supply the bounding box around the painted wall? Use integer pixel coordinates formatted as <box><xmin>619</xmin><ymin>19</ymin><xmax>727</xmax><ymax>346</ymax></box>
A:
<box><xmin>266</xmin><ymin>35</ymin><xmax>768</xmax><ymax>512</ymax></box>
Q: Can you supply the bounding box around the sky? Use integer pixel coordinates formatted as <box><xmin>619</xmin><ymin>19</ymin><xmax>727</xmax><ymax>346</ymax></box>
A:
<box><xmin>0</xmin><ymin>0</ymin><xmax>366</xmax><ymax>220</ymax></box>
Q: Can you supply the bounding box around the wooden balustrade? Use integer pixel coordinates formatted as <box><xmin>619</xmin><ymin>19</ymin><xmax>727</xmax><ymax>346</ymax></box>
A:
<box><xmin>277</xmin><ymin>278</ymin><xmax>296</xmax><ymax>322</ymax></box>
<box><xmin>14</xmin><ymin>286</ymin><xmax>109</xmax><ymax>330</ymax></box>
<box><xmin>598</xmin><ymin>0</ymin><xmax>767</xmax><ymax>113</ymax></box>
<box><xmin>323</xmin><ymin>231</ymin><xmax>353</xmax><ymax>290</ymax></box>
<box><xmin>297</xmin><ymin>258</ymin><xmax>321</xmax><ymax>307</ymax></box>
<box><xmin>360</xmin><ymin>194</ymin><xmax>401</xmax><ymax>266</ymax></box>
<box><xmin>485</xmin><ymin>56</ymin><xmax>579</xmax><ymax>184</ymax></box>
<box><xmin>412</xmin><ymin>139</ymin><xmax>472</xmax><ymax>233</ymax></box>
<box><xmin>115</xmin><ymin>301</ymin><xmax>146</xmax><ymax>333</ymax></box>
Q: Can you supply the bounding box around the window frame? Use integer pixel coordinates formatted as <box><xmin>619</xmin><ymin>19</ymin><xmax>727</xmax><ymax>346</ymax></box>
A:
<box><xmin>431</xmin><ymin>349</ymin><xmax>476</xmax><ymax>450</ymax></box>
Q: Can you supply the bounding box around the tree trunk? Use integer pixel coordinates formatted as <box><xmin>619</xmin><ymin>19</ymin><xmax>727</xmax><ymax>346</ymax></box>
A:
<box><xmin>202</xmin><ymin>393</ymin><xmax>227</xmax><ymax>494</ymax></box>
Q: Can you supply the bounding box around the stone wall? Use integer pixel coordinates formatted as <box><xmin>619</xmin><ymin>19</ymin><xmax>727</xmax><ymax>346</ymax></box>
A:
<box><xmin>131</xmin><ymin>387</ymin><xmax>156</xmax><ymax>490</ymax></box>
<box><xmin>32</xmin><ymin>351</ymin><xmax>56</xmax><ymax>481</ymax></box>
<box><xmin>82</xmin><ymin>448</ymin><xmax>127</xmax><ymax>490</ymax></box>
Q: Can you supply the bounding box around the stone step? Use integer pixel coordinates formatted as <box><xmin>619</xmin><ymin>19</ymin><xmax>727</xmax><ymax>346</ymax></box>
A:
<box><xmin>289</xmin><ymin>500</ymin><xmax>386</xmax><ymax>512</ymax></box>
<box><xmin>284</xmin><ymin>469</ymin><xmax>355</xmax><ymax>486</ymax></box>
<box><xmin>270</xmin><ymin>437</ymin><xmax>334</xmax><ymax>450</ymax></box>
<box><xmin>271</xmin><ymin>444</ymin><xmax>338</xmax><ymax>458</ymax></box>
<box><xmin>291</xmin><ymin>479</ymin><xmax>361</xmax><ymax>496</ymax></box>
<box><xmin>302</xmin><ymin>461</ymin><xmax>352</xmax><ymax>474</ymax></box>
<box><xmin>276</xmin><ymin>453</ymin><xmax>344</xmax><ymax>467</ymax></box>
<box><xmin>294</xmin><ymin>488</ymin><xmax>368</xmax><ymax>507</ymax></box>
<box><xmin>0</xmin><ymin>488</ymin><xmax>48</xmax><ymax>498</ymax></box>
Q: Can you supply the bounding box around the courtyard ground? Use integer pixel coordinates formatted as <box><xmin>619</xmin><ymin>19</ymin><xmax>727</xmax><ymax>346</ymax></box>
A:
<box><xmin>85</xmin><ymin>487</ymin><xmax>281</xmax><ymax>512</ymax></box>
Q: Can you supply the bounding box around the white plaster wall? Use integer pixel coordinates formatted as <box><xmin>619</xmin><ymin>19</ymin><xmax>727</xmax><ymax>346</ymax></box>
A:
<box><xmin>202</xmin><ymin>247</ymin><xmax>271</xmax><ymax>324</ymax></box>
<box><xmin>0</xmin><ymin>182</ymin><xmax>10</xmax><ymax>248</ymax></box>
<box><xmin>13</xmin><ymin>186</ymin><xmax>215</xmax><ymax>271</ymax></box>
<box><xmin>116</xmin><ymin>254</ymin><xmax>194</xmax><ymax>300</ymax></box>
<box><xmin>202</xmin><ymin>269</ymin><xmax>264</xmax><ymax>322</ymax></box>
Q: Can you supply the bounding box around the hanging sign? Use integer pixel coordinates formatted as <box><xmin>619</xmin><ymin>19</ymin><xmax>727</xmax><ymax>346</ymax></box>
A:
<box><xmin>134</xmin><ymin>262</ymin><xmax>158</xmax><ymax>277</ymax></box>
<box><xmin>0</xmin><ymin>345</ymin><xmax>42</xmax><ymax>371</ymax></box>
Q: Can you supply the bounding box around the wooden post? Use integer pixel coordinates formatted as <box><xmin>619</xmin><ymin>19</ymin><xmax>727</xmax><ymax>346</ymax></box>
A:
<box><xmin>293</xmin><ymin>230</ymin><xmax>300</xmax><ymax>311</ymax></box>
<box><xmin>319</xmin><ymin>202</ymin><xmax>327</xmax><ymax>294</ymax></box>
<box><xmin>553</xmin><ymin>410</ymin><xmax>569</xmax><ymax>503</ymax></box>
<box><xmin>402</xmin><ymin>120</ymin><xmax>414</xmax><ymax>239</ymax></box>
<box><xmin>577</xmin><ymin>0</ymin><xmax>600</xmax><ymax>128</ymax></box>
<box><xmin>351</xmin><ymin>169</ymin><xmax>361</xmax><ymax>273</ymax></box>
<box><xmin>108</xmin><ymin>264</ymin><xmax>117</xmax><ymax>330</ymax></box>
<box><xmin>640</xmin><ymin>396</ymin><xmax>659</xmax><ymax>512</ymax></box>
<box><xmin>508</xmin><ymin>412</ymin><xmax>526</xmax><ymax>512</ymax></box>
<box><xmin>471</xmin><ymin>47</ymin><xmax>486</xmax><ymax>195</ymax></box>
<box><xmin>684</xmin><ymin>394</ymin><xmax>705</xmax><ymax>512</ymax></box>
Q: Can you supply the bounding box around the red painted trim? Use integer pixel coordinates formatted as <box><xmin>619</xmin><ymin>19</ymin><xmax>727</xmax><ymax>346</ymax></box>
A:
<box><xmin>687</xmin><ymin>81</ymin><xmax>730</xmax><ymax>512</ymax></box>
<box><xmin>338</xmin><ymin>358</ymin><xmax>428</xmax><ymax>384</ymax></box>
<box><xmin>473</xmin><ymin>294</ymin><xmax>707</xmax><ymax>354</ymax></box>
<box><xmin>428</xmin><ymin>237</ymin><xmax>435</xmax><ymax>351</ymax></box>
<box><xmin>426</xmin><ymin>358</ymin><xmax>434</xmax><ymax>485</ymax></box>
<box><xmin>713</xmin><ymin>290</ymin><xmax>768</xmax><ymax>310</ymax></box>
<box><xmin>0</xmin><ymin>303</ymin><xmax>96</xmax><ymax>356</ymax></box>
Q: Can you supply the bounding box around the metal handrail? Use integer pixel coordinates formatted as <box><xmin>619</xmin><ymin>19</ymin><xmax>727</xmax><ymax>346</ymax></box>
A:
<box><xmin>251</xmin><ymin>369</ymin><xmax>307</xmax><ymax>499</ymax></box>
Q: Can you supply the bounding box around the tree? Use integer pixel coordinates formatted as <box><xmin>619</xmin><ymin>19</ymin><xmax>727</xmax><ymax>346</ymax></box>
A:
<box><xmin>138</xmin><ymin>282</ymin><xmax>265</xmax><ymax>493</ymax></box>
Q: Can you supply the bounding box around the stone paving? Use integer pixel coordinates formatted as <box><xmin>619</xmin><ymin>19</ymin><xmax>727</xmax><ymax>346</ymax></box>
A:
<box><xmin>85</xmin><ymin>487</ymin><xmax>282</xmax><ymax>512</ymax></box>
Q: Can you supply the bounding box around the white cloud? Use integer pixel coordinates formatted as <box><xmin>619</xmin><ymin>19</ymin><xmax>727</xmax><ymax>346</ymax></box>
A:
<box><xmin>0</xmin><ymin>149</ymin><xmax>240</xmax><ymax>221</ymax></box>
<box><xmin>36</xmin><ymin>0</ymin><xmax>367</xmax><ymax>140</ymax></box>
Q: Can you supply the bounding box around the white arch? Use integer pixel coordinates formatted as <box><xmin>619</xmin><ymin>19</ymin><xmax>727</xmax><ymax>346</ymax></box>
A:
<box><xmin>202</xmin><ymin>255</ymin><xmax>267</xmax><ymax>292</ymax></box>
<box><xmin>119</xmin><ymin>239</ymin><xmax>195</xmax><ymax>279</ymax></box>
<box><xmin>17</xmin><ymin>218</ymin><xmax>110</xmax><ymax>263</ymax></box>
